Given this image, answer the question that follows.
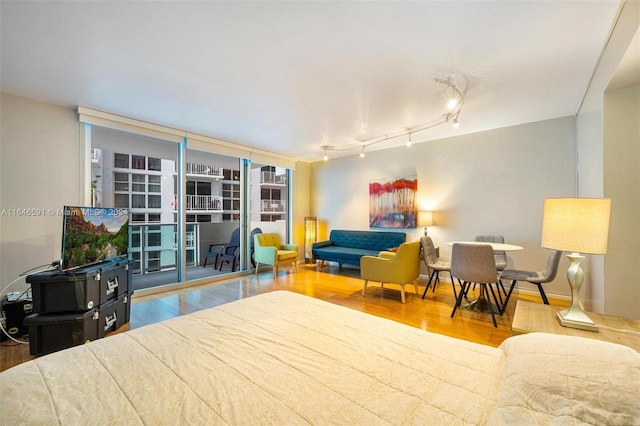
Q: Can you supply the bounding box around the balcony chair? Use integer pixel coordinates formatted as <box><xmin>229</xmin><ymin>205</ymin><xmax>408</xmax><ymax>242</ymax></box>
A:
<box><xmin>361</xmin><ymin>240</ymin><xmax>421</xmax><ymax>304</ymax></box>
<box><xmin>450</xmin><ymin>243</ymin><xmax>501</xmax><ymax>327</ymax></box>
<box><xmin>499</xmin><ymin>249</ymin><xmax>563</xmax><ymax>314</ymax></box>
<box><xmin>204</xmin><ymin>227</ymin><xmax>240</xmax><ymax>268</ymax></box>
<box><xmin>420</xmin><ymin>236</ymin><xmax>457</xmax><ymax>300</ymax></box>
<box><xmin>249</xmin><ymin>227</ymin><xmax>263</xmax><ymax>268</ymax></box>
<box><xmin>218</xmin><ymin>227</ymin><xmax>264</xmax><ymax>272</ymax></box>
<box><xmin>254</xmin><ymin>233</ymin><xmax>298</xmax><ymax>278</ymax></box>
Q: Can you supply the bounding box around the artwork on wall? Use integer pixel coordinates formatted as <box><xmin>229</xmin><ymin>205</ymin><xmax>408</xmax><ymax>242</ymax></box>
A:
<box><xmin>369</xmin><ymin>176</ymin><xmax>418</xmax><ymax>228</ymax></box>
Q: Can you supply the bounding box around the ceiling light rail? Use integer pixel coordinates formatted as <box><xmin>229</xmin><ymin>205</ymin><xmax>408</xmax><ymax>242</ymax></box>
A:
<box><xmin>321</xmin><ymin>77</ymin><xmax>464</xmax><ymax>161</ymax></box>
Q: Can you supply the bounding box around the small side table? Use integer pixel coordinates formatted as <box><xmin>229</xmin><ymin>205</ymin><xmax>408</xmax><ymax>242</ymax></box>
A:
<box><xmin>512</xmin><ymin>300</ymin><xmax>640</xmax><ymax>352</ymax></box>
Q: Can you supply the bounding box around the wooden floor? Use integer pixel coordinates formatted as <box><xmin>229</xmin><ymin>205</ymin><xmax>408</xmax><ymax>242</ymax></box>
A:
<box><xmin>0</xmin><ymin>264</ymin><xmax>568</xmax><ymax>372</ymax></box>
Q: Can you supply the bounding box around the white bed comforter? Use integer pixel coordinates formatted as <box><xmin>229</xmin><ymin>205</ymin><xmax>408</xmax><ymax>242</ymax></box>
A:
<box><xmin>1</xmin><ymin>290</ymin><xmax>638</xmax><ymax>425</ymax></box>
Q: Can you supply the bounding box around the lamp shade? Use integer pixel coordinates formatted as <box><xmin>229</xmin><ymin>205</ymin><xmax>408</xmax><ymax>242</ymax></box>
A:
<box><xmin>541</xmin><ymin>198</ymin><xmax>611</xmax><ymax>254</ymax></box>
<box><xmin>418</xmin><ymin>211</ymin><xmax>434</xmax><ymax>227</ymax></box>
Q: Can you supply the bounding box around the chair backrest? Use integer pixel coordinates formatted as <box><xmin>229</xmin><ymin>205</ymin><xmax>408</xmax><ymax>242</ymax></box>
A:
<box><xmin>451</xmin><ymin>243</ymin><xmax>498</xmax><ymax>284</ymax></box>
<box><xmin>390</xmin><ymin>240</ymin><xmax>421</xmax><ymax>282</ymax></box>
<box><xmin>255</xmin><ymin>233</ymin><xmax>282</xmax><ymax>249</ymax></box>
<box><xmin>475</xmin><ymin>235</ymin><xmax>507</xmax><ymax>270</ymax></box>
<box><xmin>420</xmin><ymin>236</ymin><xmax>439</xmax><ymax>266</ymax></box>
<box><xmin>250</xmin><ymin>228</ymin><xmax>263</xmax><ymax>248</ymax></box>
<box><xmin>222</xmin><ymin>227</ymin><xmax>241</xmax><ymax>254</ymax></box>
<box><xmin>228</xmin><ymin>227</ymin><xmax>241</xmax><ymax>244</ymax></box>
<box><xmin>540</xmin><ymin>250</ymin><xmax>563</xmax><ymax>282</ymax></box>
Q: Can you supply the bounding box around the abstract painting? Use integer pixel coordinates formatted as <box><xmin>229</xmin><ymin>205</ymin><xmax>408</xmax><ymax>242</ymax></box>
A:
<box><xmin>369</xmin><ymin>176</ymin><xmax>417</xmax><ymax>228</ymax></box>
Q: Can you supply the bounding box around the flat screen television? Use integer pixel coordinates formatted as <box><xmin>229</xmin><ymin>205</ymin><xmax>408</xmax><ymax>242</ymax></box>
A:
<box><xmin>61</xmin><ymin>206</ymin><xmax>129</xmax><ymax>270</ymax></box>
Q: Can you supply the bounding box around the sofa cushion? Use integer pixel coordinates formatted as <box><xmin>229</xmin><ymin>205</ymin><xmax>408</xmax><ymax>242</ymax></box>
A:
<box><xmin>277</xmin><ymin>250</ymin><xmax>297</xmax><ymax>261</ymax></box>
<box><xmin>329</xmin><ymin>230</ymin><xmax>406</xmax><ymax>251</ymax></box>
<box><xmin>313</xmin><ymin>246</ymin><xmax>380</xmax><ymax>264</ymax></box>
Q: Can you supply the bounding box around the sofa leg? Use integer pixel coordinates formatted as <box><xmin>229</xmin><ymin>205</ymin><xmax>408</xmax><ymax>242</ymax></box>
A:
<box><xmin>362</xmin><ymin>280</ymin><xmax>368</xmax><ymax>296</ymax></box>
<box><xmin>292</xmin><ymin>261</ymin><xmax>298</xmax><ymax>273</ymax></box>
<box><xmin>255</xmin><ymin>263</ymin><xmax>259</xmax><ymax>275</ymax></box>
<box><xmin>273</xmin><ymin>265</ymin><xmax>277</xmax><ymax>277</ymax></box>
<box><xmin>319</xmin><ymin>260</ymin><xmax>325</xmax><ymax>269</ymax></box>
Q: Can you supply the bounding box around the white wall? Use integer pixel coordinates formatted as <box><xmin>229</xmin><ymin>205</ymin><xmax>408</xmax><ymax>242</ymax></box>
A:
<box><xmin>0</xmin><ymin>93</ymin><xmax>81</xmax><ymax>288</ymax></box>
<box><xmin>604</xmin><ymin>85</ymin><xmax>640</xmax><ymax>319</ymax></box>
<box><xmin>576</xmin><ymin>0</ymin><xmax>639</xmax><ymax>314</ymax></box>
<box><xmin>311</xmin><ymin>117</ymin><xmax>577</xmax><ymax>297</ymax></box>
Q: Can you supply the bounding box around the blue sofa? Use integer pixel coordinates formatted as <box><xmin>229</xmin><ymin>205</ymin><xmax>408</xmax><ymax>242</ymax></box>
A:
<box><xmin>312</xmin><ymin>230</ymin><xmax>406</xmax><ymax>267</ymax></box>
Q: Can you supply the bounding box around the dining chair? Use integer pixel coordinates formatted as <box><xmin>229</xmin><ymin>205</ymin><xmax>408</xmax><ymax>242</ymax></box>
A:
<box><xmin>475</xmin><ymin>235</ymin><xmax>509</xmax><ymax>300</ymax></box>
<box><xmin>420</xmin><ymin>236</ymin><xmax>457</xmax><ymax>300</ymax></box>
<box><xmin>499</xmin><ymin>249</ymin><xmax>563</xmax><ymax>314</ymax></box>
<box><xmin>450</xmin><ymin>243</ymin><xmax>501</xmax><ymax>327</ymax></box>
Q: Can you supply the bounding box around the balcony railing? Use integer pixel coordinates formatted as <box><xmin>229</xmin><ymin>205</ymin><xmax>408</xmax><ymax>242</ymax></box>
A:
<box><xmin>260</xmin><ymin>171</ymin><xmax>286</xmax><ymax>185</ymax></box>
<box><xmin>129</xmin><ymin>223</ymin><xmax>198</xmax><ymax>276</ymax></box>
<box><xmin>171</xmin><ymin>195</ymin><xmax>223</xmax><ymax>211</ymax></box>
<box><xmin>186</xmin><ymin>195</ymin><xmax>223</xmax><ymax>211</ymax></box>
<box><xmin>261</xmin><ymin>199</ymin><xmax>286</xmax><ymax>212</ymax></box>
<box><xmin>185</xmin><ymin>162</ymin><xmax>224</xmax><ymax>177</ymax></box>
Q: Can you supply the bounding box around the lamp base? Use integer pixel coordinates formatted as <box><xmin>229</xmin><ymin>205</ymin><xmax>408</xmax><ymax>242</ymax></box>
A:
<box><xmin>556</xmin><ymin>308</ymin><xmax>599</xmax><ymax>332</ymax></box>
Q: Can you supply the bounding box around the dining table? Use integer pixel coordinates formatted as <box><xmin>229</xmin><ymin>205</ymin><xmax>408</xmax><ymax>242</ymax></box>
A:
<box><xmin>447</xmin><ymin>241</ymin><xmax>523</xmax><ymax>314</ymax></box>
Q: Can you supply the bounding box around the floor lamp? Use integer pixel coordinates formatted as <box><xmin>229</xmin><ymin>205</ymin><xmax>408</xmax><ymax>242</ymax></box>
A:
<box><xmin>540</xmin><ymin>197</ymin><xmax>611</xmax><ymax>332</ymax></box>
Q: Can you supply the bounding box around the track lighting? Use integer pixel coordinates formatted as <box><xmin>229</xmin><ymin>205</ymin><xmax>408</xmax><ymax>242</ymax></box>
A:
<box><xmin>320</xmin><ymin>76</ymin><xmax>464</xmax><ymax>159</ymax></box>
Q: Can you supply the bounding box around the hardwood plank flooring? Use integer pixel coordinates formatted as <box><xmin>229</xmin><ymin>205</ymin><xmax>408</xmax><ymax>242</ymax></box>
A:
<box><xmin>0</xmin><ymin>264</ymin><xmax>568</xmax><ymax>372</ymax></box>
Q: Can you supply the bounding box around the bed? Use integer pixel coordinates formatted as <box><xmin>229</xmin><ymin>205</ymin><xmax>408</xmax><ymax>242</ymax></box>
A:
<box><xmin>1</xmin><ymin>290</ymin><xmax>638</xmax><ymax>425</ymax></box>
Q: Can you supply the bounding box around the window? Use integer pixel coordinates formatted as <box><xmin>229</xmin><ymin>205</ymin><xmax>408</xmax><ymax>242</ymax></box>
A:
<box><xmin>148</xmin><ymin>175</ymin><xmax>161</xmax><ymax>193</ymax></box>
<box><xmin>148</xmin><ymin>157</ymin><xmax>161</xmax><ymax>171</ymax></box>
<box><xmin>114</xmin><ymin>173</ymin><xmax>129</xmax><ymax>191</ymax></box>
<box><xmin>132</xmin><ymin>155</ymin><xmax>146</xmax><ymax>170</ymax></box>
<box><xmin>148</xmin><ymin>194</ymin><xmax>161</xmax><ymax>209</ymax></box>
<box><xmin>132</xmin><ymin>174</ymin><xmax>145</xmax><ymax>192</ymax></box>
<box><xmin>131</xmin><ymin>213</ymin><xmax>146</xmax><ymax>222</ymax></box>
<box><xmin>114</xmin><ymin>194</ymin><xmax>129</xmax><ymax>208</ymax></box>
<box><xmin>114</xmin><ymin>153</ymin><xmax>129</xmax><ymax>168</ymax></box>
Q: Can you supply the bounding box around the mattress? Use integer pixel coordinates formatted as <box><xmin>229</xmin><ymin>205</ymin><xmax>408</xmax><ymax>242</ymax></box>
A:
<box><xmin>1</xmin><ymin>290</ymin><xmax>638</xmax><ymax>425</ymax></box>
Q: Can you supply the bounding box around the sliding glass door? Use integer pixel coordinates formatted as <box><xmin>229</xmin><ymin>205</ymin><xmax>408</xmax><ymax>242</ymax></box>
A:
<box><xmin>91</xmin><ymin>126</ymin><xmax>180</xmax><ymax>290</ymax></box>
<box><xmin>84</xmin><ymin>112</ymin><xmax>294</xmax><ymax>290</ymax></box>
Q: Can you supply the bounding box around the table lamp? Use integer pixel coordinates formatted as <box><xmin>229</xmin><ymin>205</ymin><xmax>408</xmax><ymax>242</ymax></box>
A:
<box><xmin>540</xmin><ymin>197</ymin><xmax>611</xmax><ymax>332</ymax></box>
<box><xmin>418</xmin><ymin>211</ymin><xmax>434</xmax><ymax>236</ymax></box>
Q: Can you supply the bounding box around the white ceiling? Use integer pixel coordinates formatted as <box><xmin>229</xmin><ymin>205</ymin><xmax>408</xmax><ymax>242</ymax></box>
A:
<box><xmin>0</xmin><ymin>1</ymin><xmax>629</xmax><ymax>162</ymax></box>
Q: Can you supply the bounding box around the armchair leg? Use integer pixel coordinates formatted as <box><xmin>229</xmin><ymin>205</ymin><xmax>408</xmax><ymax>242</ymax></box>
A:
<box><xmin>362</xmin><ymin>280</ymin><xmax>368</xmax><ymax>296</ymax></box>
<box><xmin>400</xmin><ymin>285</ymin><xmax>406</xmax><ymax>304</ymax></box>
<box><xmin>255</xmin><ymin>263</ymin><xmax>260</xmax><ymax>275</ymax></box>
<box><xmin>293</xmin><ymin>261</ymin><xmax>298</xmax><ymax>273</ymax></box>
<box><xmin>273</xmin><ymin>265</ymin><xmax>277</xmax><ymax>277</ymax></box>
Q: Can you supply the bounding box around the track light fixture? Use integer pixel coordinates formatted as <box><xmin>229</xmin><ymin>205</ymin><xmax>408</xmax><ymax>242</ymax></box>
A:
<box><xmin>320</xmin><ymin>76</ymin><xmax>464</xmax><ymax>159</ymax></box>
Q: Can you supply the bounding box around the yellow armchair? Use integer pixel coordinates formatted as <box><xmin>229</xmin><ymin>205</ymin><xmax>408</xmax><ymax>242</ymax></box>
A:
<box><xmin>361</xmin><ymin>240</ymin><xmax>421</xmax><ymax>303</ymax></box>
<box><xmin>254</xmin><ymin>233</ymin><xmax>298</xmax><ymax>278</ymax></box>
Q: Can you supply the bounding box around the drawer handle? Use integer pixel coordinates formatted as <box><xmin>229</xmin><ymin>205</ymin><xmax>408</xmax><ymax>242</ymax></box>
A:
<box><xmin>106</xmin><ymin>277</ymin><xmax>119</xmax><ymax>295</ymax></box>
<box><xmin>104</xmin><ymin>312</ymin><xmax>117</xmax><ymax>331</ymax></box>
